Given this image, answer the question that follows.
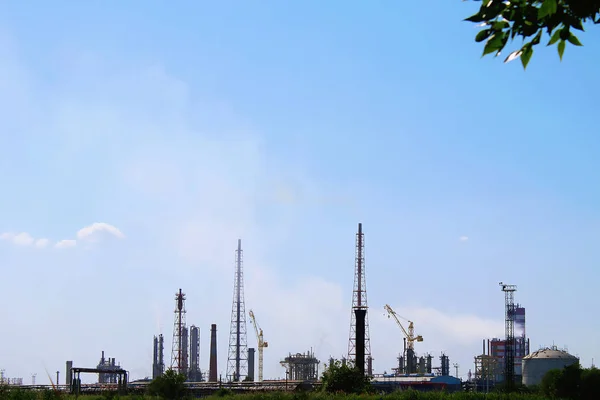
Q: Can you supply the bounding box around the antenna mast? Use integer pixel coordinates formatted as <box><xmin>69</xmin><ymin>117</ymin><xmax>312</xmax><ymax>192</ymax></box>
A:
<box><xmin>227</xmin><ymin>239</ymin><xmax>248</xmax><ymax>381</ymax></box>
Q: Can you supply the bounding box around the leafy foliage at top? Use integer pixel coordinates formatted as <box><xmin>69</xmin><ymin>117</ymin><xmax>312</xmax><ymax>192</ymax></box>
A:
<box><xmin>147</xmin><ymin>369</ymin><xmax>186</xmax><ymax>400</ymax></box>
<box><xmin>320</xmin><ymin>359</ymin><xmax>371</xmax><ymax>394</ymax></box>
<box><xmin>540</xmin><ymin>363</ymin><xmax>600</xmax><ymax>399</ymax></box>
<box><xmin>465</xmin><ymin>0</ymin><xmax>600</xmax><ymax>69</ymax></box>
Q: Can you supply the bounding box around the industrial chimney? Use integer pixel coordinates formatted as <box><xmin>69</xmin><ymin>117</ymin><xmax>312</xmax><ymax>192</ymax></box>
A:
<box><xmin>209</xmin><ymin>324</ymin><xmax>218</xmax><ymax>382</ymax></box>
<box><xmin>354</xmin><ymin>309</ymin><xmax>366</xmax><ymax>376</ymax></box>
<box><xmin>248</xmin><ymin>348</ymin><xmax>255</xmax><ymax>381</ymax></box>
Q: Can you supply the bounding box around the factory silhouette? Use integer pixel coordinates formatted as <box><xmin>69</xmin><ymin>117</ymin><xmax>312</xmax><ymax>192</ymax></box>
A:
<box><xmin>1</xmin><ymin>223</ymin><xmax>580</xmax><ymax>394</ymax></box>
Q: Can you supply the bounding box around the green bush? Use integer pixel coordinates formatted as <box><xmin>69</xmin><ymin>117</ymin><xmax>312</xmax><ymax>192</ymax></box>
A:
<box><xmin>320</xmin><ymin>359</ymin><xmax>371</xmax><ymax>394</ymax></box>
<box><xmin>147</xmin><ymin>370</ymin><xmax>186</xmax><ymax>400</ymax></box>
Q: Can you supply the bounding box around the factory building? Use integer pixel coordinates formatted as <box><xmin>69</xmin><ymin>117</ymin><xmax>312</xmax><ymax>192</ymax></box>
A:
<box><xmin>97</xmin><ymin>351</ymin><xmax>122</xmax><ymax>384</ymax></box>
<box><xmin>393</xmin><ymin>353</ymin><xmax>450</xmax><ymax>376</ymax></box>
<box><xmin>522</xmin><ymin>347</ymin><xmax>579</xmax><ymax>387</ymax></box>
<box><xmin>0</xmin><ymin>370</ymin><xmax>23</xmax><ymax>386</ymax></box>
<box><xmin>474</xmin><ymin>304</ymin><xmax>530</xmax><ymax>387</ymax></box>
<box><xmin>280</xmin><ymin>350</ymin><xmax>320</xmax><ymax>381</ymax></box>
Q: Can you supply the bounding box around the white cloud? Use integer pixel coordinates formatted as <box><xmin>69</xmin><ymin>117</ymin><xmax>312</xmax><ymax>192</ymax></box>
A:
<box><xmin>0</xmin><ymin>232</ymin><xmax>34</xmax><ymax>246</ymax></box>
<box><xmin>12</xmin><ymin>233</ymin><xmax>33</xmax><ymax>246</ymax></box>
<box><xmin>76</xmin><ymin>222</ymin><xmax>125</xmax><ymax>241</ymax></box>
<box><xmin>34</xmin><ymin>238</ymin><xmax>49</xmax><ymax>248</ymax></box>
<box><xmin>0</xmin><ymin>223</ymin><xmax>123</xmax><ymax>250</ymax></box>
<box><xmin>0</xmin><ymin>232</ymin><xmax>14</xmax><ymax>241</ymax></box>
<box><xmin>382</xmin><ymin>306</ymin><xmax>503</xmax><ymax>346</ymax></box>
<box><xmin>55</xmin><ymin>239</ymin><xmax>76</xmax><ymax>249</ymax></box>
<box><xmin>459</xmin><ymin>235</ymin><xmax>469</xmax><ymax>241</ymax></box>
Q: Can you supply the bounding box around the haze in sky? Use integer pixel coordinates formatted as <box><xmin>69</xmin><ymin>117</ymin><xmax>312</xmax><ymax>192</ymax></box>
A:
<box><xmin>1</xmin><ymin>0</ymin><xmax>600</xmax><ymax>384</ymax></box>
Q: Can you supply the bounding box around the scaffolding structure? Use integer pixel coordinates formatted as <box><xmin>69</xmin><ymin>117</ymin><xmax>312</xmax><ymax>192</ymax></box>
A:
<box><xmin>227</xmin><ymin>239</ymin><xmax>248</xmax><ymax>382</ymax></box>
<box><xmin>0</xmin><ymin>370</ymin><xmax>23</xmax><ymax>386</ymax></box>
<box><xmin>347</xmin><ymin>223</ymin><xmax>372</xmax><ymax>375</ymax></box>
<box><xmin>474</xmin><ymin>354</ymin><xmax>501</xmax><ymax>392</ymax></box>
<box><xmin>500</xmin><ymin>282</ymin><xmax>517</xmax><ymax>391</ymax></box>
<box><xmin>280</xmin><ymin>350</ymin><xmax>320</xmax><ymax>381</ymax></box>
<box><xmin>170</xmin><ymin>289</ymin><xmax>188</xmax><ymax>376</ymax></box>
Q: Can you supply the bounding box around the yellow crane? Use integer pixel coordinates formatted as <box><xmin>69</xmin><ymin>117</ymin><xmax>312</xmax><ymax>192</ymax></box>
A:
<box><xmin>248</xmin><ymin>309</ymin><xmax>268</xmax><ymax>382</ymax></box>
<box><xmin>384</xmin><ymin>304</ymin><xmax>423</xmax><ymax>350</ymax></box>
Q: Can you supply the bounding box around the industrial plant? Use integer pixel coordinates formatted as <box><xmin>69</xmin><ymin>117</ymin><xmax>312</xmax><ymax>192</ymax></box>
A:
<box><xmin>281</xmin><ymin>351</ymin><xmax>320</xmax><ymax>381</ymax></box>
<box><xmin>0</xmin><ymin>223</ymin><xmax>580</xmax><ymax>394</ymax></box>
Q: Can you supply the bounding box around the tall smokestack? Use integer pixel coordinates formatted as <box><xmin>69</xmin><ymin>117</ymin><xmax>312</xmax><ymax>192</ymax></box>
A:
<box><xmin>182</xmin><ymin>327</ymin><xmax>189</xmax><ymax>377</ymax></box>
<box><xmin>348</xmin><ymin>222</ymin><xmax>371</xmax><ymax>372</ymax></box>
<box><xmin>158</xmin><ymin>334</ymin><xmax>165</xmax><ymax>375</ymax></box>
<box><xmin>209</xmin><ymin>324</ymin><xmax>218</xmax><ymax>382</ymax></box>
<box><xmin>189</xmin><ymin>326</ymin><xmax>200</xmax><ymax>381</ymax></box>
<box><xmin>248</xmin><ymin>348</ymin><xmax>255</xmax><ymax>381</ymax></box>
<box><xmin>152</xmin><ymin>336</ymin><xmax>159</xmax><ymax>378</ymax></box>
<box><xmin>66</xmin><ymin>361</ymin><xmax>73</xmax><ymax>387</ymax></box>
<box><xmin>354</xmin><ymin>309</ymin><xmax>366</xmax><ymax>376</ymax></box>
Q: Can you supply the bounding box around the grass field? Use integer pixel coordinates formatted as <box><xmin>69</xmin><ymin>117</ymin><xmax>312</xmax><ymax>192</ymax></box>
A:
<box><xmin>0</xmin><ymin>389</ymin><xmax>552</xmax><ymax>400</ymax></box>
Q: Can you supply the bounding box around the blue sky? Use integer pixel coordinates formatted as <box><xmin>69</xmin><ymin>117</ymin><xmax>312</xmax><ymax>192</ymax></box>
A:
<box><xmin>1</xmin><ymin>0</ymin><xmax>599</xmax><ymax>384</ymax></box>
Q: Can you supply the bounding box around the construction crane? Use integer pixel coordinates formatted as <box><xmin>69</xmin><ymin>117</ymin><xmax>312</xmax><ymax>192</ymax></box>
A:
<box><xmin>384</xmin><ymin>304</ymin><xmax>423</xmax><ymax>350</ymax></box>
<box><xmin>248</xmin><ymin>309</ymin><xmax>268</xmax><ymax>382</ymax></box>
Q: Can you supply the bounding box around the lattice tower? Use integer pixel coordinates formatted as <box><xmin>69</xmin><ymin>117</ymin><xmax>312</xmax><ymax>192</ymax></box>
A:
<box><xmin>500</xmin><ymin>282</ymin><xmax>517</xmax><ymax>390</ymax></box>
<box><xmin>347</xmin><ymin>223</ymin><xmax>372</xmax><ymax>372</ymax></box>
<box><xmin>227</xmin><ymin>239</ymin><xmax>248</xmax><ymax>381</ymax></box>
<box><xmin>170</xmin><ymin>288</ymin><xmax>187</xmax><ymax>375</ymax></box>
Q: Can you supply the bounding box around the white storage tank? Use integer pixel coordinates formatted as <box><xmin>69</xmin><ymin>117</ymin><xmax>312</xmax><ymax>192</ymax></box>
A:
<box><xmin>522</xmin><ymin>346</ymin><xmax>579</xmax><ymax>386</ymax></box>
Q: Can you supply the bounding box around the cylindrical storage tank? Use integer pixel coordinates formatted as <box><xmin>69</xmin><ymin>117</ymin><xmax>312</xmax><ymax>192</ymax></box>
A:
<box><xmin>522</xmin><ymin>346</ymin><xmax>579</xmax><ymax>386</ymax></box>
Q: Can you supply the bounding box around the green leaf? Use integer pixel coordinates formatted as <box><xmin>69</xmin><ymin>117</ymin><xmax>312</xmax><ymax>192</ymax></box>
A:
<box><xmin>482</xmin><ymin>33</ymin><xmax>505</xmax><ymax>57</ymax></box>
<box><xmin>538</xmin><ymin>0</ymin><xmax>557</xmax><ymax>19</ymax></box>
<box><xmin>570</xmin><ymin>19</ymin><xmax>585</xmax><ymax>31</ymax></box>
<box><xmin>492</xmin><ymin>20</ymin><xmax>510</xmax><ymax>31</ymax></box>
<box><xmin>482</xmin><ymin>2</ymin><xmax>508</xmax><ymax>20</ymax></box>
<box><xmin>464</xmin><ymin>13</ymin><xmax>485</xmax><ymax>23</ymax></box>
<box><xmin>558</xmin><ymin>40</ymin><xmax>566</xmax><ymax>60</ymax></box>
<box><xmin>547</xmin><ymin>29</ymin><xmax>561</xmax><ymax>46</ymax></box>
<box><xmin>520</xmin><ymin>45</ymin><xmax>533</xmax><ymax>69</ymax></box>
<box><xmin>532</xmin><ymin>30</ymin><xmax>543</xmax><ymax>45</ymax></box>
<box><xmin>475</xmin><ymin>29</ymin><xmax>492</xmax><ymax>43</ymax></box>
<box><xmin>567</xmin><ymin>32</ymin><xmax>583</xmax><ymax>46</ymax></box>
<box><xmin>504</xmin><ymin>50</ymin><xmax>522</xmax><ymax>63</ymax></box>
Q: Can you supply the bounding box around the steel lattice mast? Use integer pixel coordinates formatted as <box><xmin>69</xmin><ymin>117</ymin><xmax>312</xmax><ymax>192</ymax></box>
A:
<box><xmin>227</xmin><ymin>239</ymin><xmax>248</xmax><ymax>382</ymax></box>
<box><xmin>500</xmin><ymin>282</ymin><xmax>517</xmax><ymax>391</ymax></box>
<box><xmin>170</xmin><ymin>289</ymin><xmax>187</xmax><ymax>375</ymax></box>
<box><xmin>347</xmin><ymin>223</ymin><xmax>372</xmax><ymax>374</ymax></box>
